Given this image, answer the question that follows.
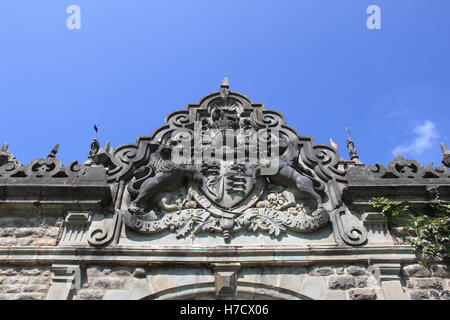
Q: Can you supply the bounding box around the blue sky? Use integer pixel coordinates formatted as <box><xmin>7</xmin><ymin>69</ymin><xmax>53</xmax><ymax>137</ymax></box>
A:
<box><xmin>0</xmin><ymin>1</ymin><xmax>449</xmax><ymax>167</ymax></box>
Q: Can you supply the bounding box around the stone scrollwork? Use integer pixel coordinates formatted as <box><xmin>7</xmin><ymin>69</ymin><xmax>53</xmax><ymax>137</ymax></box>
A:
<box><xmin>367</xmin><ymin>155</ymin><xmax>450</xmax><ymax>179</ymax></box>
<box><xmin>117</xmin><ymin>80</ymin><xmax>357</xmax><ymax>243</ymax></box>
<box><xmin>87</xmin><ymin>209</ymin><xmax>121</xmax><ymax>246</ymax></box>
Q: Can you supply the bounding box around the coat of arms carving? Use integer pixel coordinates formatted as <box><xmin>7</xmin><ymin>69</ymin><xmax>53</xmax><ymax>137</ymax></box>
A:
<box><xmin>92</xmin><ymin>79</ymin><xmax>367</xmax><ymax>244</ymax></box>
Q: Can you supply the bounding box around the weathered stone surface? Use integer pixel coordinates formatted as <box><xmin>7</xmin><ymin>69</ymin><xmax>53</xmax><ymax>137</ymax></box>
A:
<box><xmin>328</xmin><ymin>275</ymin><xmax>356</xmax><ymax>290</ymax></box>
<box><xmin>86</xmin><ymin>266</ymin><xmax>103</xmax><ymax>277</ymax></box>
<box><xmin>0</xmin><ymin>238</ymin><xmax>16</xmax><ymax>246</ymax></box>
<box><xmin>346</xmin><ymin>266</ymin><xmax>367</xmax><ymax>276</ymax></box>
<box><xmin>133</xmin><ymin>268</ymin><xmax>147</xmax><ymax>279</ymax></box>
<box><xmin>348</xmin><ymin>288</ymin><xmax>377</xmax><ymax>300</ymax></box>
<box><xmin>429</xmin><ymin>290</ymin><xmax>440</xmax><ymax>300</ymax></box>
<box><xmin>0</xmin><ymin>268</ymin><xmax>17</xmax><ymax>276</ymax></box>
<box><xmin>355</xmin><ymin>276</ymin><xmax>368</xmax><ymax>288</ymax></box>
<box><xmin>3</xmin><ymin>276</ymin><xmax>29</xmax><ymax>285</ymax></box>
<box><xmin>0</xmin><ymin>227</ymin><xmax>15</xmax><ymax>237</ymax></box>
<box><xmin>300</xmin><ymin>276</ymin><xmax>327</xmax><ymax>299</ymax></box>
<box><xmin>20</xmin><ymin>268</ymin><xmax>42</xmax><ymax>276</ymax></box>
<box><xmin>15</xmin><ymin>293</ymin><xmax>44</xmax><ymax>300</ymax></box>
<box><xmin>403</xmin><ymin>264</ymin><xmax>431</xmax><ymax>277</ymax></box>
<box><xmin>430</xmin><ymin>264</ymin><xmax>450</xmax><ymax>278</ymax></box>
<box><xmin>440</xmin><ymin>290</ymin><xmax>450</xmax><ymax>300</ymax></box>
<box><xmin>309</xmin><ymin>266</ymin><xmax>334</xmax><ymax>276</ymax></box>
<box><xmin>91</xmin><ymin>277</ymin><xmax>126</xmax><ymax>289</ymax></box>
<box><xmin>76</xmin><ymin>289</ymin><xmax>104</xmax><ymax>300</ymax></box>
<box><xmin>412</xmin><ymin>278</ymin><xmax>443</xmax><ymax>290</ymax></box>
<box><xmin>335</xmin><ymin>267</ymin><xmax>345</xmax><ymax>275</ymax></box>
<box><xmin>410</xmin><ymin>290</ymin><xmax>429</xmax><ymax>300</ymax></box>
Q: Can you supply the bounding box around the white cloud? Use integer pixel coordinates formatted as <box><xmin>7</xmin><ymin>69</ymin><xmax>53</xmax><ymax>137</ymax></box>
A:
<box><xmin>392</xmin><ymin>120</ymin><xmax>439</xmax><ymax>156</ymax></box>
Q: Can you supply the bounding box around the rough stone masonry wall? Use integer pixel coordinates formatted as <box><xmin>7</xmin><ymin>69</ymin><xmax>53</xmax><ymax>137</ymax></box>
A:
<box><xmin>306</xmin><ymin>265</ymin><xmax>379</xmax><ymax>300</ymax></box>
<box><xmin>0</xmin><ymin>214</ymin><xmax>62</xmax><ymax>247</ymax></box>
<box><xmin>402</xmin><ymin>264</ymin><xmax>450</xmax><ymax>300</ymax></box>
<box><xmin>0</xmin><ymin>266</ymin><xmax>52</xmax><ymax>300</ymax></box>
<box><xmin>73</xmin><ymin>265</ymin><xmax>145</xmax><ymax>300</ymax></box>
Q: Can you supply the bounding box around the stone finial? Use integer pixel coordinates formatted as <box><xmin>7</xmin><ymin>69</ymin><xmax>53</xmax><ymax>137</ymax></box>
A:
<box><xmin>47</xmin><ymin>144</ymin><xmax>60</xmax><ymax>158</ymax></box>
<box><xmin>88</xmin><ymin>139</ymin><xmax>100</xmax><ymax>159</ymax></box>
<box><xmin>345</xmin><ymin>127</ymin><xmax>362</xmax><ymax>164</ymax></box>
<box><xmin>440</xmin><ymin>142</ymin><xmax>450</xmax><ymax>168</ymax></box>
<box><xmin>220</xmin><ymin>77</ymin><xmax>230</xmax><ymax>100</ymax></box>
<box><xmin>0</xmin><ymin>142</ymin><xmax>10</xmax><ymax>166</ymax></box>
<box><xmin>1</xmin><ymin>142</ymin><xmax>8</xmax><ymax>152</ymax></box>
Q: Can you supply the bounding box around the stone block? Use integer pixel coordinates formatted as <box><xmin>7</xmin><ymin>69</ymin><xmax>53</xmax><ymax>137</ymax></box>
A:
<box><xmin>430</xmin><ymin>264</ymin><xmax>449</xmax><ymax>278</ymax></box>
<box><xmin>20</xmin><ymin>268</ymin><xmax>42</xmax><ymax>276</ymax></box>
<box><xmin>76</xmin><ymin>289</ymin><xmax>104</xmax><ymax>300</ymax></box>
<box><xmin>133</xmin><ymin>268</ymin><xmax>147</xmax><ymax>279</ymax></box>
<box><xmin>104</xmin><ymin>290</ymin><xmax>130</xmax><ymax>300</ymax></box>
<box><xmin>429</xmin><ymin>290</ymin><xmax>440</xmax><ymax>300</ymax></box>
<box><xmin>309</xmin><ymin>266</ymin><xmax>334</xmax><ymax>276</ymax></box>
<box><xmin>299</xmin><ymin>276</ymin><xmax>327</xmax><ymax>300</ymax></box>
<box><xmin>403</xmin><ymin>264</ymin><xmax>431</xmax><ymax>277</ymax></box>
<box><xmin>328</xmin><ymin>275</ymin><xmax>356</xmax><ymax>290</ymax></box>
<box><xmin>1</xmin><ymin>285</ymin><xmax>24</xmax><ymax>293</ymax></box>
<box><xmin>0</xmin><ymin>268</ymin><xmax>17</xmax><ymax>276</ymax></box>
<box><xmin>14</xmin><ymin>228</ymin><xmax>42</xmax><ymax>238</ymax></box>
<box><xmin>412</xmin><ymin>278</ymin><xmax>443</xmax><ymax>290</ymax></box>
<box><xmin>335</xmin><ymin>267</ymin><xmax>345</xmax><ymax>275</ymax></box>
<box><xmin>18</xmin><ymin>238</ymin><xmax>34</xmax><ymax>246</ymax></box>
<box><xmin>0</xmin><ymin>238</ymin><xmax>16</xmax><ymax>246</ymax></box>
<box><xmin>4</xmin><ymin>276</ymin><xmax>29</xmax><ymax>285</ymax></box>
<box><xmin>22</xmin><ymin>285</ymin><xmax>49</xmax><ymax>293</ymax></box>
<box><xmin>91</xmin><ymin>277</ymin><xmax>125</xmax><ymax>289</ymax></box>
<box><xmin>15</xmin><ymin>293</ymin><xmax>44</xmax><ymax>300</ymax></box>
<box><xmin>29</xmin><ymin>277</ymin><xmax>50</xmax><ymax>285</ymax></box>
<box><xmin>410</xmin><ymin>290</ymin><xmax>429</xmax><ymax>300</ymax></box>
<box><xmin>346</xmin><ymin>266</ymin><xmax>367</xmax><ymax>276</ymax></box>
<box><xmin>355</xmin><ymin>276</ymin><xmax>368</xmax><ymax>288</ymax></box>
<box><xmin>0</xmin><ymin>227</ymin><xmax>15</xmax><ymax>237</ymax></box>
<box><xmin>348</xmin><ymin>288</ymin><xmax>377</xmax><ymax>300</ymax></box>
<box><xmin>86</xmin><ymin>266</ymin><xmax>103</xmax><ymax>277</ymax></box>
<box><xmin>440</xmin><ymin>290</ymin><xmax>450</xmax><ymax>300</ymax></box>
<box><xmin>324</xmin><ymin>290</ymin><xmax>346</xmax><ymax>300</ymax></box>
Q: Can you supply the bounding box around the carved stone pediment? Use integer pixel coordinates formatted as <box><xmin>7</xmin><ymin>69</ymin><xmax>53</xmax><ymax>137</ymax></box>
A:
<box><xmin>85</xmin><ymin>79</ymin><xmax>365</xmax><ymax>245</ymax></box>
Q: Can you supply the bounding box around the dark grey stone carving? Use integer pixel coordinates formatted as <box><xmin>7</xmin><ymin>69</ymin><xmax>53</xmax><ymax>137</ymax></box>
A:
<box><xmin>441</xmin><ymin>142</ymin><xmax>450</xmax><ymax>168</ymax></box>
<box><xmin>118</xmin><ymin>79</ymin><xmax>359</xmax><ymax>243</ymax></box>
<box><xmin>366</xmin><ymin>155</ymin><xmax>450</xmax><ymax>179</ymax></box>
<box><xmin>85</xmin><ymin>140</ymin><xmax>115</xmax><ymax>169</ymax></box>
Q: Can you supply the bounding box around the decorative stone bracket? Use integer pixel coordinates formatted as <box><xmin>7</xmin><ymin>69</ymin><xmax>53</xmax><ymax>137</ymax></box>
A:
<box><xmin>363</xmin><ymin>212</ymin><xmax>394</xmax><ymax>245</ymax></box>
<box><xmin>368</xmin><ymin>263</ymin><xmax>409</xmax><ymax>300</ymax></box>
<box><xmin>212</xmin><ymin>263</ymin><xmax>241</xmax><ymax>298</ymax></box>
<box><xmin>46</xmin><ymin>264</ymin><xmax>82</xmax><ymax>300</ymax></box>
<box><xmin>59</xmin><ymin>212</ymin><xmax>92</xmax><ymax>246</ymax></box>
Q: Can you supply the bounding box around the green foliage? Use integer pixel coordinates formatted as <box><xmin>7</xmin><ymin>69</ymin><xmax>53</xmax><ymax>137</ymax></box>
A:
<box><xmin>369</xmin><ymin>197</ymin><xmax>409</xmax><ymax>226</ymax></box>
<box><xmin>369</xmin><ymin>197</ymin><xmax>450</xmax><ymax>262</ymax></box>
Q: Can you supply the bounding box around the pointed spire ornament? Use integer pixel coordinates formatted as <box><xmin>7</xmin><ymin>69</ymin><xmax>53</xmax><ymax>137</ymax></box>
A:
<box><xmin>220</xmin><ymin>77</ymin><xmax>230</xmax><ymax>100</ymax></box>
<box><xmin>0</xmin><ymin>142</ymin><xmax>10</xmax><ymax>166</ymax></box>
<box><xmin>47</xmin><ymin>144</ymin><xmax>60</xmax><ymax>158</ymax></box>
<box><xmin>345</xmin><ymin>127</ymin><xmax>361</xmax><ymax>163</ymax></box>
<box><xmin>440</xmin><ymin>142</ymin><xmax>450</xmax><ymax>168</ymax></box>
<box><xmin>0</xmin><ymin>142</ymin><xmax>8</xmax><ymax>152</ymax></box>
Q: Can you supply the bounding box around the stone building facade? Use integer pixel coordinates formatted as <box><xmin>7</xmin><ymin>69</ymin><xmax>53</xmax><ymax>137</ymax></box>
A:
<box><xmin>0</xmin><ymin>80</ymin><xmax>449</xmax><ymax>300</ymax></box>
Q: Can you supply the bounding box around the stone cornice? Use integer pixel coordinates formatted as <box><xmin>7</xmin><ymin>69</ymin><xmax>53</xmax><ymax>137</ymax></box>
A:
<box><xmin>0</xmin><ymin>245</ymin><xmax>416</xmax><ymax>266</ymax></box>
